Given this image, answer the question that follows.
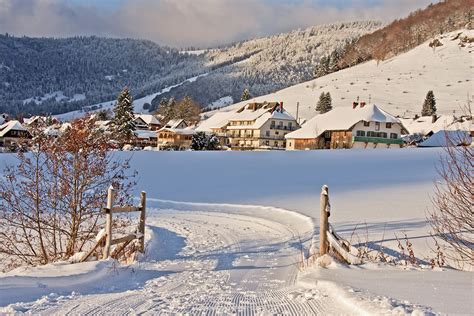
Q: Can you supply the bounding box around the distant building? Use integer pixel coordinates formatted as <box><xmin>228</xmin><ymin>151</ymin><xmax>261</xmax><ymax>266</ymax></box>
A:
<box><xmin>0</xmin><ymin>120</ymin><xmax>31</xmax><ymax>150</ymax></box>
<box><xmin>285</xmin><ymin>104</ymin><xmax>406</xmax><ymax>150</ymax></box>
<box><xmin>134</xmin><ymin>114</ymin><xmax>161</xmax><ymax>130</ymax></box>
<box><xmin>225</xmin><ymin>102</ymin><xmax>298</xmax><ymax>150</ymax></box>
<box><xmin>157</xmin><ymin>119</ymin><xmax>194</xmax><ymax>150</ymax></box>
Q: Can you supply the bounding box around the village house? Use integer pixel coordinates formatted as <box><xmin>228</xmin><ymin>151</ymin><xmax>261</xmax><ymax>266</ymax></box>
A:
<box><xmin>224</xmin><ymin>102</ymin><xmax>298</xmax><ymax>150</ymax></box>
<box><xmin>0</xmin><ymin>120</ymin><xmax>32</xmax><ymax>151</ymax></box>
<box><xmin>133</xmin><ymin>114</ymin><xmax>161</xmax><ymax>130</ymax></box>
<box><xmin>400</xmin><ymin>114</ymin><xmax>473</xmax><ymax>146</ymax></box>
<box><xmin>132</xmin><ymin>114</ymin><xmax>161</xmax><ymax>148</ymax></box>
<box><xmin>285</xmin><ymin>104</ymin><xmax>406</xmax><ymax>150</ymax></box>
<box><xmin>157</xmin><ymin>119</ymin><xmax>195</xmax><ymax>150</ymax></box>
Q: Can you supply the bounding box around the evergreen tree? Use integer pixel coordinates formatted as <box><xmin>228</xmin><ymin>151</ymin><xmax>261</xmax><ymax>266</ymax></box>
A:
<box><xmin>421</xmin><ymin>90</ymin><xmax>437</xmax><ymax>116</ymax></box>
<box><xmin>156</xmin><ymin>97</ymin><xmax>176</xmax><ymax>124</ymax></box>
<box><xmin>329</xmin><ymin>50</ymin><xmax>340</xmax><ymax>73</ymax></box>
<box><xmin>111</xmin><ymin>86</ymin><xmax>135</xmax><ymax>142</ymax></box>
<box><xmin>241</xmin><ymin>88</ymin><xmax>252</xmax><ymax>101</ymax></box>
<box><xmin>322</xmin><ymin>92</ymin><xmax>333</xmax><ymax>114</ymax></box>
<box><xmin>191</xmin><ymin>132</ymin><xmax>220</xmax><ymax>151</ymax></box>
<box><xmin>316</xmin><ymin>92</ymin><xmax>333</xmax><ymax>114</ymax></box>
<box><xmin>316</xmin><ymin>92</ymin><xmax>326</xmax><ymax>112</ymax></box>
<box><xmin>207</xmin><ymin>133</ymin><xmax>220</xmax><ymax>150</ymax></box>
<box><xmin>191</xmin><ymin>132</ymin><xmax>207</xmax><ymax>150</ymax></box>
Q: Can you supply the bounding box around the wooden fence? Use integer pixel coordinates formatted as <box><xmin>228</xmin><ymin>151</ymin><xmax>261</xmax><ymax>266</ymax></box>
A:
<box><xmin>319</xmin><ymin>185</ymin><xmax>362</xmax><ymax>265</ymax></box>
<box><xmin>80</xmin><ymin>186</ymin><xmax>146</xmax><ymax>262</ymax></box>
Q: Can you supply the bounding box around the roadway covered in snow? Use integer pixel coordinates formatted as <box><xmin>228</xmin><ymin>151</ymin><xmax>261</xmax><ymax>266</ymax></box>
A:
<box><xmin>0</xmin><ymin>149</ymin><xmax>472</xmax><ymax>314</ymax></box>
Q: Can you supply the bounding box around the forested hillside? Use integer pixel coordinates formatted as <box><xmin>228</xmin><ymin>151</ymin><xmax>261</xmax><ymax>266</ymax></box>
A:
<box><xmin>338</xmin><ymin>0</ymin><xmax>473</xmax><ymax>68</ymax></box>
<box><xmin>150</xmin><ymin>21</ymin><xmax>380</xmax><ymax>111</ymax></box>
<box><xmin>0</xmin><ymin>21</ymin><xmax>379</xmax><ymax>116</ymax></box>
<box><xmin>0</xmin><ymin>36</ymin><xmax>204</xmax><ymax>115</ymax></box>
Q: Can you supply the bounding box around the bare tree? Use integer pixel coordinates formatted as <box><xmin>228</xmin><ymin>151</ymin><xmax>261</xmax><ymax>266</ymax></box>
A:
<box><xmin>0</xmin><ymin>116</ymin><xmax>136</xmax><ymax>270</ymax></box>
<box><xmin>428</xmin><ymin>124</ymin><xmax>473</xmax><ymax>268</ymax></box>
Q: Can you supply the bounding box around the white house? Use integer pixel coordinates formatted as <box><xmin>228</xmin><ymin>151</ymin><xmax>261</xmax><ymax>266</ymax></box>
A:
<box><xmin>285</xmin><ymin>104</ymin><xmax>406</xmax><ymax>150</ymax></box>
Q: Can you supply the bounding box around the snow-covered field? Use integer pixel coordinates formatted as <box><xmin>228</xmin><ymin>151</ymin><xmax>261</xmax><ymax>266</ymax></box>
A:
<box><xmin>0</xmin><ymin>149</ymin><xmax>472</xmax><ymax>314</ymax></box>
<box><xmin>203</xmin><ymin>29</ymin><xmax>473</xmax><ymax>125</ymax></box>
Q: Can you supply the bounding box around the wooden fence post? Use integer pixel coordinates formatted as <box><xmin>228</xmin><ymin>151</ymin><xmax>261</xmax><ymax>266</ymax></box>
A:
<box><xmin>138</xmin><ymin>191</ymin><xmax>146</xmax><ymax>252</ymax></box>
<box><xmin>320</xmin><ymin>185</ymin><xmax>329</xmax><ymax>256</ymax></box>
<box><xmin>103</xmin><ymin>185</ymin><xmax>115</xmax><ymax>259</ymax></box>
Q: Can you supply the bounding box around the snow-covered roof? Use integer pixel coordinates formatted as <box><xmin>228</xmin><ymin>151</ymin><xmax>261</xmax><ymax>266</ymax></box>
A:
<box><xmin>135</xmin><ymin>114</ymin><xmax>160</xmax><ymax>126</ymax></box>
<box><xmin>135</xmin><ymin>130</ymin><xmax>158</xmax><ymax>139</ymax></box>
<box><xmin>418</xmin><ymin>130</ymin><xmax>472</xmax><ymax>147</ymax></box>
<box><xmin>286</xmin><ymin>104</ymin><xmax>401</xmax><ymax>139</ymax></box>
<box><xmin>199</xmin><ymin>102</ymin><xmax>295</xmax><ymax>131</ymax></box>
<box><xmin>196</xmin><ymin>111</ymin><xmax>235</xmax><ymax>132</ymax></box>
<box><xmin>159</xmin><ymin>127</ymin><xmax>195</xmax><ymax>135</ymax></box>
<box><xmin>400</xmin><ymin>115</ymin><xmax>473</xmax><ymax>135</ymax></box>
<box><xmin>0</xmin><ymin>120</ymin><xmax>27</xmax><ymax>137</ymax></box>
<box><xmin>165</xmin><ymin>119</ymin><xmax>187</xmax><ymax>129</ymax></box>
<box><xmin>227</xmin><ymin>109</ymin><xmax>297</xmax><ymax>130</ymax></box>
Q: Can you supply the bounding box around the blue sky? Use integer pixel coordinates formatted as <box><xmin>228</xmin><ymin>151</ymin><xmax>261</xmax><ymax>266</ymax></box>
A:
<box><xmin>1</xmin><ymin>0</ymin><xmax>433</xmax><ymax>47</ymax></box>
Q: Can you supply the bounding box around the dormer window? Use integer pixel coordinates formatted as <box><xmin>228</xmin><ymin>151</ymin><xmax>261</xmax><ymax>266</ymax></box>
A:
<box><xmin>364</xmin><ymin>121</ymin><xmax>370</xmax><ymax>127</ymax></box>
<box><xmin>386</xmin><ymin>123</ymin><xmax>392</xmax><ymax>128</ymax></box>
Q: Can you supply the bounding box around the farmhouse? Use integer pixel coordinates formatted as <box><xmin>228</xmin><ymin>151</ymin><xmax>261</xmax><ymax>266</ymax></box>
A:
<box><xmin>285</xmin><ymin>104</ymin><xmax>406</xmax><ymax>150</ymax></box>
<box><xmin>0</xmin><ymin>120</ymin><xmax>31</xmax><ymax>150</ymax></box>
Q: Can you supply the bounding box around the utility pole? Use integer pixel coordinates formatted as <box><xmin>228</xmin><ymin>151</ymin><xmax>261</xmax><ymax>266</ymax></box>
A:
<box><xmin>296</xmin><ymin>102</ymin><xmax>300</xmax><ymax>124</ymax></box>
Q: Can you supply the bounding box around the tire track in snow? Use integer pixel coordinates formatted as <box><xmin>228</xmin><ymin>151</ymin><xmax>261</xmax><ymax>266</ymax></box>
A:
<box><xmin>29</xmin><ymin>203</ymin><xmax>354</xmax><ymax>315</ymax></box>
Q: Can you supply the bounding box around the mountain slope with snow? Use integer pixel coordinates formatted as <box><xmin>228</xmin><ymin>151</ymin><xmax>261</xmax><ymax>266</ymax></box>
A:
<box><xmin>202</xmin><ymin>29</ymin><xmax>473</xmax><ymax>126</ymax></box>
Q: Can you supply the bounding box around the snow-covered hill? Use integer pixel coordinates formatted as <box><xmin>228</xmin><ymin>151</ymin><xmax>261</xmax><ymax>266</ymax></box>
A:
<box><xmin>202</xmin><ymin>29</ymin><xmax>473</xmax><ymax>126</ymax></box>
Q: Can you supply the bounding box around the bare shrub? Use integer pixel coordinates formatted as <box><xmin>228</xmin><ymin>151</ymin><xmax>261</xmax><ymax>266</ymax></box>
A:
<box><xmin>428</xmin><ymin>129</ymin><xmax>473</xmax><ymax>268</ymax></box>
<box><xmin>0</xmin><ymin>116</ymin><xmax>136</xmax><ymax>269</ymax></box>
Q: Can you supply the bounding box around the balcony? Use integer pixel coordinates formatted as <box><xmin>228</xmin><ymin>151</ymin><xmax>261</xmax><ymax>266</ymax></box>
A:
<box><xmin>352</xmin><ymin>136</ymin><xmax>403</xmax><ymax>145</ymax></box>
<box><xmin>270</xmin><ymin>125</ymin><xmax>297</xmax><ymax>131</ymax></box>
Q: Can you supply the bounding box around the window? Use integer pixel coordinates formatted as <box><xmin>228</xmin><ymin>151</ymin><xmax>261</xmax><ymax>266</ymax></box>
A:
<box><xmin>386</xmin><ymin>122</ymin><xmax>392</xmax><ymax>128</ymax></box>
<box><xmin>367</xmin><ymin>131</ymin><xmax>376</xmax><ymax>137</ymax></box>
<box><xmin>275</xmin><ymin>131</ymin><xmax>279</xmax><ymax>135</ymax></box>
<box><xmin>390</xmin><ymin>133</ymin><xmax>398</xmax><ymax>139</ymax></box>
<box><xmin>274</xmin><ymin>141</ymin><xmax>278</xmax><ymax>147</ymax></box>
<box><xmin>324</xmin><ymin>131</ymin><xmax>331</xmax><ymax>138</ymax></box>
<box><xmin>265</xmin><ymin>131</ymin><xmax>270</xmax><ymax>137</ymax></box>
<box><xmin>271</xmin><ymin>121</ymin><xmax>275</xmax><ymax>127</ymax></box>
<box><xmin>288</xmin><ymin>122</ymin><xmax>292</xmax><ymax>129</ymax></box>
<box><xmin>375</xmin><ymin>122</ymin><xmax>380</xmax><ymax>131</ymax></box>
<box><xmin>356</xmin><ymin>130</ymin><xmax>366</xmax><ymax>137</ymax></box>
<box><xmin>265</xmin><ymin>140</ymin><xmax>269</xmax><ymax>146</ymax></box>
<box><xmin>364</xmin><ymin>121</ymin><xmax>370</xmax><ymax>127</ymax></box>
<box><xmin>380</xmin><ymin>132</ymin><xmax>387</xmax><ymax>138</ymax></box>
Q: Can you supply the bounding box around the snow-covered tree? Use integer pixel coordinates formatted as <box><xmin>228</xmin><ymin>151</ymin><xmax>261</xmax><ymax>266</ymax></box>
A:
<box><xmin>191</xmin><ymin>132</ymin><xmax>220</xmax><ymax>150</ymax></box>
<box><xmin>241</xmin><ymin>88</ymin><xmax>252</xmax><ymax>101</ymax></box>
<box><xmin>421</xmin><ymin>90</ymin><xmax>437</xmax><ymax>116</ymax></box>
<box><xmin>156</xmin><ymin>97</ymin><xmax>176</xmax><ymax>124</ymax></box>
<box><xmin>111</xmin><ymin>87</ymin><xmax>135</xmax><ymax>142</ymax></box>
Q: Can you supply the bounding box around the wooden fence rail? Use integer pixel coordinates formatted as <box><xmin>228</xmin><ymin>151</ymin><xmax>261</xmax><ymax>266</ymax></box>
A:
<box><xmin>80</xmin><ymin>186</ymin><xmax>146</xmax><ymax>262</ymax></box>
<box><xmin>319</xmin><ymin>185</ymin><xmax>361</xmax><ymax>265</ymax></box>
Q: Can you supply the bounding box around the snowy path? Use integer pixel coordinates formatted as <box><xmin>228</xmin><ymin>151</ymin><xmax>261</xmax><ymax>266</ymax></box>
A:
<box><xmin>24</xmin><ymin>202</ymin><xmax>358</xmax><ymax>315</ymax></box>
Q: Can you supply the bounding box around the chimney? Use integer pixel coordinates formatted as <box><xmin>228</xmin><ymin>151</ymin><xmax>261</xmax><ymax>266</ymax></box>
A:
<box><xmin>360</xmin><ymin>102</ymin><xmax>366</xmax><ymax>108</ymax></box>
<box><xmin>432</xmin><ymin>114</ymin><xmax>437</xmax><ymax>123</ymax></box>
<box><xmin>280</xmin><ymin>101</ymin><xmax>284</xmax><ymax>112</ymax></box>
<box><xmin>353</xmin><ymin>102</ymin><xmax>358</xmax><ymax>109</ymax></box>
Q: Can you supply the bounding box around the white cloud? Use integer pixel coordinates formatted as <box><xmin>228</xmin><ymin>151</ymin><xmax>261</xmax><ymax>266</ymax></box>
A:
<box><xmin>0</xmin><ymin>0</ymin><xmax>434</xmax><ymax>47</ymax></box>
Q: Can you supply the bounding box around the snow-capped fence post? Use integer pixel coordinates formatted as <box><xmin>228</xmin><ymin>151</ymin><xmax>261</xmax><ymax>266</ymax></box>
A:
<box><xmin>138</xmin><ymin>191</ymin><xmax>146</xmax><ymax>252</ymax></box>
<box><xmin>320</xmin><ymin>185</ymin><xmax>330</xmax><ymax>256</ymax></box>
<box><xmin>103</xmin><ymin>185</ymin><xmax>115</xmax><ymax>259</ymax></box>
